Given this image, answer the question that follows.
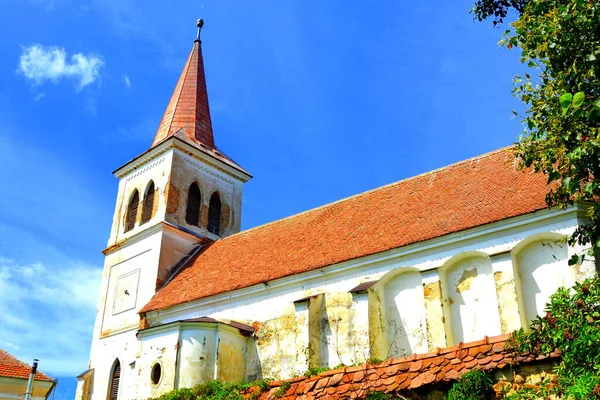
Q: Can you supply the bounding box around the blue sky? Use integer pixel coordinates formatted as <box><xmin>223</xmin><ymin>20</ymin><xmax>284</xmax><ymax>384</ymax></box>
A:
<box><xmin>0</xmin><ymin>0</ymin><xmax>523</xmax><ymax>390</ymax></box>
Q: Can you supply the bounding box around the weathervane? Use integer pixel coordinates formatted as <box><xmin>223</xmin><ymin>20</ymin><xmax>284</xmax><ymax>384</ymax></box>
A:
<box><xmin>196</xmin><ymin>18</ymin><xmax>204</xmax><ymax>42</ymax></box>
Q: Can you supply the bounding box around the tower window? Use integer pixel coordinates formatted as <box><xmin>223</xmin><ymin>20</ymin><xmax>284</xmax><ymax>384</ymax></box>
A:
<box><xmin>186</xmin><ymin>182</ymin><xmax>201</xmax><ymax>226</ymax></box>
<box><xmin>141</xmin><ymin>181</ymin><xmax>155</xmax><ymax>224</ymax></box>
<box><xmin>208</xmin><ymin>192</ymin><xmax>222</xmax><ymax>235</ymax></box>
<box><xmin>125</xmin><ymin>190</ymin><xmax>139</xmax><ymax>232</ymax></box>
<box><xmin>109</xmin><ymin>360</ymin><xmax>120</xmax><ymax>400</ymax></box>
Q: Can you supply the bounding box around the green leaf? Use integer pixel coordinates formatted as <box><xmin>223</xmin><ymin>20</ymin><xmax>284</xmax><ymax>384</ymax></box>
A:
<box><xmin>584</xmin><ymin>182</ymin><xmax>597</xmax><ymax>196</ymax></box>
<box><xmin>568</xmin><ymin>254</ymin><xmax>580</xmax><ymax>265</ymax></box>
<box><xmin>572</xmin><ymin>92</ymin><xmax>585</xmax><ymax>109</ymax></box>
<box><xmin>588</xmin><ymin>106</ymin><xmax>600</xmax><ymax>122</ymax></box>
<box><xmin>589</xmin><ymin>108</ymin><xmax>600</xmax><ymax>120</ymax></box>
<box><xmin>560</xmin><ymin>93</ymin><xmax>573</xmax><ymax>114</ymax></box>
<box><xmin>548</xmin><ymin>170</ymin><xmax>561</xmax><ymax>182</ymax></box>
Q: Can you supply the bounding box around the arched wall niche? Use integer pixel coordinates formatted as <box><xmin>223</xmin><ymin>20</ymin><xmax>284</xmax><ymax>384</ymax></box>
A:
<box><xmin>440</xmin><ymin>251</ymin><xmax>501</xmax><ymax>345</ymax></box>
<box><xmin>376</xmin><ymin>266</ymin><xmax>427</xmax><ymax>358</ymax></box>
<box><xmin>511</xmin><ymin>232</ymin><xmax>573</xmax><ymax>328</ymax></box>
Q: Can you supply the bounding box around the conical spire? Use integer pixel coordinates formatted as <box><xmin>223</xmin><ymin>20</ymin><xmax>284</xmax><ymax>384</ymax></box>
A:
<box><xmin>152</xmin><ymin>21</ymin><xmax>214</xmax><ymax>148</ymax></box>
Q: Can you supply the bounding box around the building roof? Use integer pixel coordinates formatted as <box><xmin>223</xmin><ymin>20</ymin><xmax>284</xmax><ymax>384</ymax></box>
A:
<box><xmin>141</xmin><ymin>146</ymin><xmax>551</xmax><ymax>313</ymax></box>
<box><xmin>0</xmin><ymin>349</ymin><xmax>53</xmax><ymax>381</ymax></box>
<box><xmin>151</xmin><ymin>39</ymin><xmax>215</xmax><ymax>149</ymax></box>
<box><xmin>255</xmin><ymin>334</ymin><xmax>560</xmax><ymax>399</ymax></box>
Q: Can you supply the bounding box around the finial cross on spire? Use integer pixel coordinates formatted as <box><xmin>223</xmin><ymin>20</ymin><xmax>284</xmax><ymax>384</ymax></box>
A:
<box><xmin>196</xmin><ymin>18</ymin><xmax>204</xmax><ymax>42</ymax></box>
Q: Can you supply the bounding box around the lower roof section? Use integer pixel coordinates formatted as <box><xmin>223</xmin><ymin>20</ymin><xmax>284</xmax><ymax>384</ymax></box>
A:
<box><xmin>253</xmin><ymin>333</ymin><xmax>560</xmax><ymax>399</ymax></box>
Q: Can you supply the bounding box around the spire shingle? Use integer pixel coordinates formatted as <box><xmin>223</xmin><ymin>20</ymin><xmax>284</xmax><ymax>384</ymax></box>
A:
<box><xmin>152</xmin><ymin>39</ymin><xmax>214</xmax><ymax>148</ymax></box>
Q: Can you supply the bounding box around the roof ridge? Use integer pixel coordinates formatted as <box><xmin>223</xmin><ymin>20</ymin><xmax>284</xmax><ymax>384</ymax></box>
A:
<box><xmin>222</xmin><ymin>145</ymin><xmax>515</xmax><ymax>241</ymax></box>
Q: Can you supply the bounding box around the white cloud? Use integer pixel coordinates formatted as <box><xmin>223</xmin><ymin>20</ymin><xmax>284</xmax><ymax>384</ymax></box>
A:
<box><xmin>0</xmin><ymin>255</ymin><xmax>101</xmax><ymax>376</ymax></box>
<box><xmin>0</xmin><ymin>131</ymin><xmax>107</xmax><ymax>377</ymax></box>
<box><xmin>123</xmin><ymin>73</ymin><xmax>131</xmax><ymax>89</ymax></box>
<box><xmin>4</xmin><ymin>341</ymin><xmax>21</xmax><ymax>351</ymax></box>
<box><xmin>17</xmin><ymin>45</ymin><xmax>104</xmax><ymax>90</ymax></box>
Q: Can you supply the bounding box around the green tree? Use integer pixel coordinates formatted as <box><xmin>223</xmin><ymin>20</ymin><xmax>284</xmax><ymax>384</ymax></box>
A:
<box><xmin>472</xmin><ymin>0</ymin><xmax>528</xmax><ymax>25</ymax></box>
<box><xmin>473</xmin><ymin>0</ymin><xmax>600</xmax><ymax>272</ymax></box>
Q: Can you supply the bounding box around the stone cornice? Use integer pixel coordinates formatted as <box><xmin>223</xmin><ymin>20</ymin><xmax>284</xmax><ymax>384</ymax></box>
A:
<box><xmin>113</xmin><ymin>136</ymin><xmax>251</xmax><ymax>182</ymax></box>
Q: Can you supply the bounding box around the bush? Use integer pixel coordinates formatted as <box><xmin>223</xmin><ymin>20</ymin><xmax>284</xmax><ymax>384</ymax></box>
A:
<box><xmin>151</xmin><ymin>378</ymin><xmax>272</xmax><ymax>400</ymax></box>
<box><xmin>508</xmin><ymin>277</ymin><xmax>600</xmax><ymax>399</ymax></box>
<box><xmin>447</xmin><ymin>368</ymin><xmax>492</xmax><ymax>400</ymax></box>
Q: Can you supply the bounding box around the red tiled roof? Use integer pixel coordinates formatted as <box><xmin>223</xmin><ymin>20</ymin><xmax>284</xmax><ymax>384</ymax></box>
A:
<box><xmin>253</xmin><ymin>334</ymin><xmax>559</xmax><ymax>399</ymax></box>
<box><xmin>0</xmin><ymin>348</ymin><xmax>53</xmax><ymax>381</ymax></box>
<box><xmin>151</xmin><ymin>39</ymin><xmax>215</xmax><ymax>149</ymax></box>
<box><xmin>142</xmin><ymin>147</ymin><xmax>550</xmax><ymax>313</ymax></box>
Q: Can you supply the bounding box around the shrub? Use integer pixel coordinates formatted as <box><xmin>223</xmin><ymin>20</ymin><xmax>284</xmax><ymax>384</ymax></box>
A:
<box><xmin>447</xmin><ymin>368</ymin><xmax>492</xmax><ymax>400</ymax></box>
<box><xmin>508</xmin><ymin>277</ymin><xmax>600</xmax><ymax>399</ymax></box>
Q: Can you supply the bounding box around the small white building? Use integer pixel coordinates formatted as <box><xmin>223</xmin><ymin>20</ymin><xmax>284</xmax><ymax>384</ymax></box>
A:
<box><xmin>0</xmin><ymin>349</ymin><xmax>54</xmax><ymax>400</ymax></box>
<box><xmin>76</xmin><ymin>30</ymin><xmax>595</xmax><ymax>400</ymax></box>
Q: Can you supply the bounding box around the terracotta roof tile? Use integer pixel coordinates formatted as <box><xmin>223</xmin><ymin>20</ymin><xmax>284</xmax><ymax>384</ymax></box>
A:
<box><xmin>249</xmin><ymin>334</ymin><xmax>561</xmax><ymax>399</ymax></box>
<box><xmin>142</xmin><ymin>147</ymin><xmax>551</xmax><ymax>313</ymax></box>
<box><xmin>0</xmin><ymin>348</ymin><xmax>53</xmax><ymax>381</ymax></box>
<box><xmin>329</xmin><ymin>373</ymin><xmax>344</xmax><ymax>386</ymax></box>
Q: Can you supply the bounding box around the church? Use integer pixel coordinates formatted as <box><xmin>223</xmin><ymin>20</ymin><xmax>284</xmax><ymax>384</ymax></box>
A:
<box><xmin>76</xmin><ymin>22</ymin><xmax>595</xmax><ymax>400</ymax></box>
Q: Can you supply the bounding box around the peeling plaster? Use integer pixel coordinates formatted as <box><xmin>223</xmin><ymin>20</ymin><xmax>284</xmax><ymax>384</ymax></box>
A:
<box><xmin>423</xmin><ymin>280</ymin><xmax>446</xmax><ymax>350</ymax></box>
<box><xmin>456</xmin><ymin>268</ymin><xmax>477</xmax><ymax>293</ymax></box>
<box><xmin>165</xmin><ymin>183</ymin><xmax>180</xmax><ymax>214</ymax></box>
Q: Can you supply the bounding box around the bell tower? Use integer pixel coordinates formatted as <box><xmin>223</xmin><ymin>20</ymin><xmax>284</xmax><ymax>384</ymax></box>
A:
<box><xmin>80</xmin><ymin>20</ymin><xmax>251</xmax><ymax>400</ymax></box>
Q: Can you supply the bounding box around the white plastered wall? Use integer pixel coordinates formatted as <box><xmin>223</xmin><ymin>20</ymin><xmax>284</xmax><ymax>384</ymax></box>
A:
<box><xmin>86</xmin><ymin>146</ymin><xmax>204</xmax><ymax>400</ymax></box>
<box><xmin>136</xmin><ymin>328</ymin><xmax>179</xmax><ymax>400</ymax></box>
<box><xmin>440</xmin><ymin>252</ymin><xmax>502</xmax><ymax>344</ymax></box>
<box><xmin>512</xmin><ymin>234</ymin><xmax>574</xmax><ymax>327</ymax></box>
<box><xmin>87</xmin><ymin>229</ymin><xmax>164</xmax><ymax>400</ymax></box>
<box><xmin>136</xmin><ymin>322</ymin><xmax>252</xmax><ymax>399</ymax></box>
<box><xmin>380</xmin><ymin>269</ymin><xmax>428</xmax><ymax>358</ymax></box>
<box><xmin>107</xmin><ymin>150</ymin><xmax>174</xmax><ymax>246</ymax></box>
